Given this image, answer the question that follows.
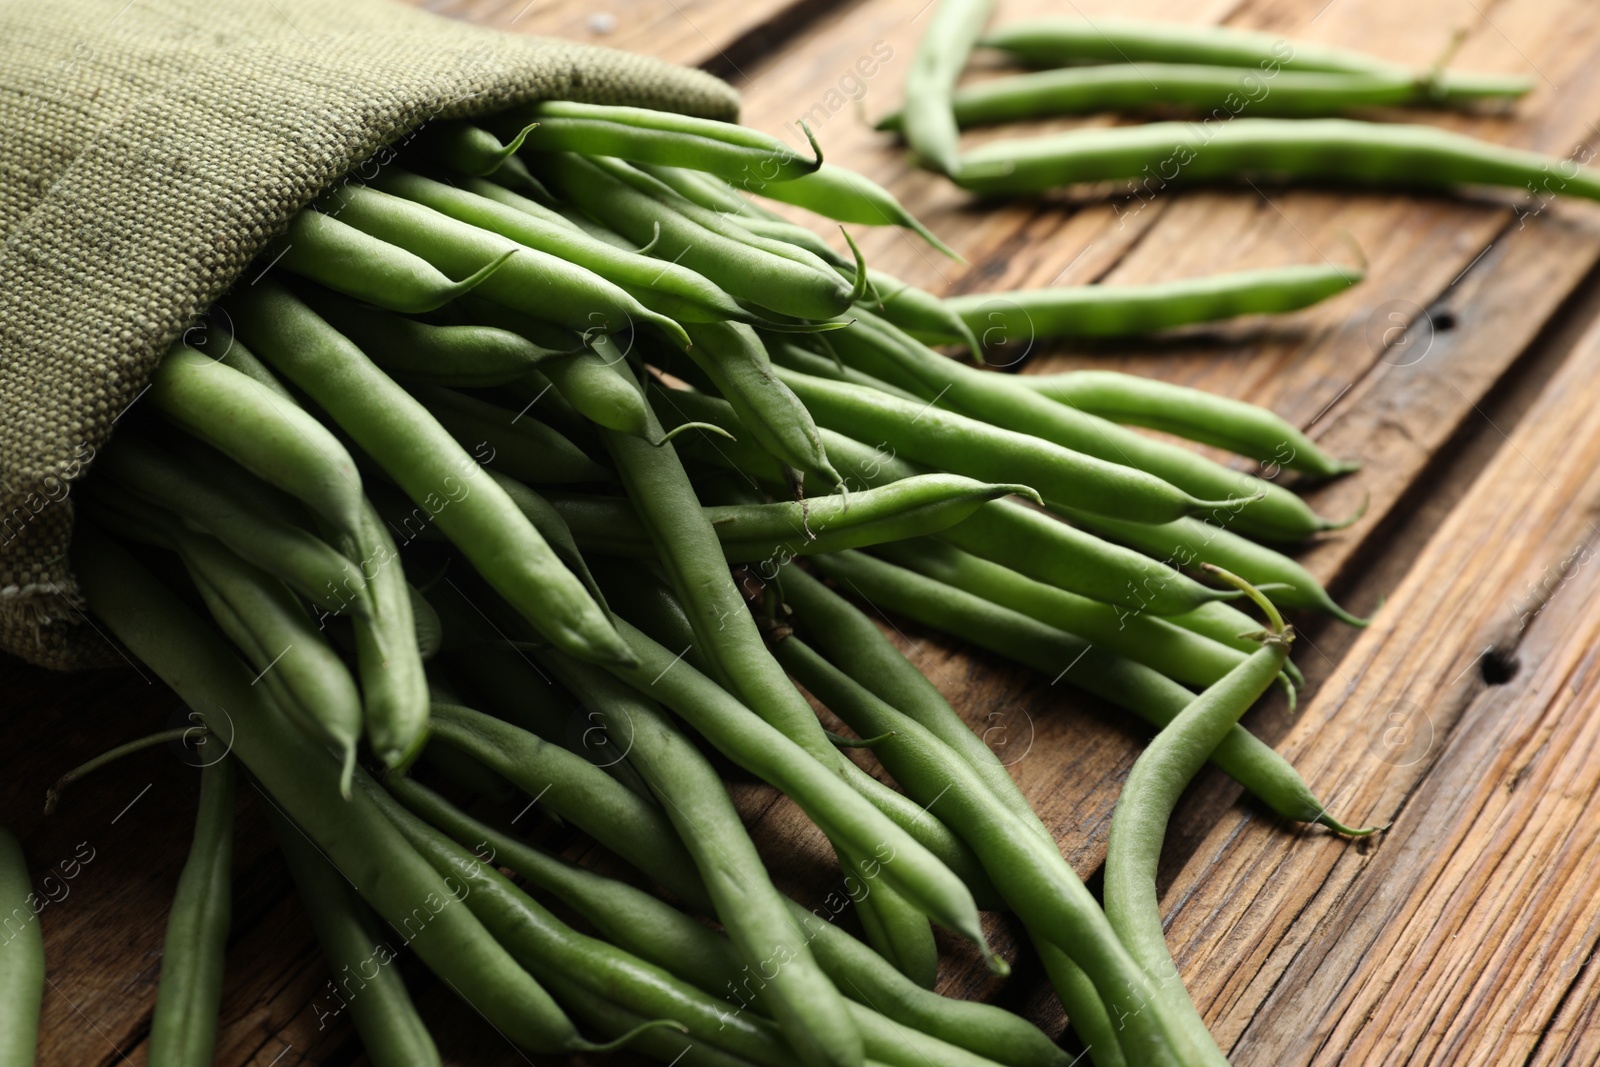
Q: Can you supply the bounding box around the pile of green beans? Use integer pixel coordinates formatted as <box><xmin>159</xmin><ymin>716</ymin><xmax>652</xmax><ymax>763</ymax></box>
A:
<box><xmin>893</xmin><ymin>7</ymin><xmax>1600</xmax><ymax>210</ymax></box>
<box><xmin>55</xmin><ymin>96</ymin><xmax>1382</xmax><ymax>1067</ymax></box>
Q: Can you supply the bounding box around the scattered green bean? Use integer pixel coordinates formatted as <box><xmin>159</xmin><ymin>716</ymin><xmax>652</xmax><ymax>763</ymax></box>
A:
<box><xmin>903</xmin><ymin>0</ymin><xmax>995</xmax><ymax>175</ymax></box>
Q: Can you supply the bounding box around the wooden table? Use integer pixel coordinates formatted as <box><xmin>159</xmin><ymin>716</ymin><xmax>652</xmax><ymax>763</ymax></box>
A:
<box><xmin>7</xmin><ymin>0</ymin><xmax>1600</xmax><ymax>1062</ymax></box>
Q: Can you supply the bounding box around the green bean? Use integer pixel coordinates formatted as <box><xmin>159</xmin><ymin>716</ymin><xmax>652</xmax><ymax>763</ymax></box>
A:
<box><xmin>374</xmin><ymin>171</ymin><xmax>755</xmax><ymax>325</ymax></box>
<box><xmin>98</xmin><ymin>435</ymin><xmax>370</xmax><ymax>618</ymax></box>
<box><xmin>684</xmin><ymin>321</ymin><xmax>842</xmax><ymax>485</ymax></box>
<box><xmin>955</xmin><ymin>119</ymin><xmax>1600</xmax><ymax>200</ymax></box>
<box><xmin>294</xmin><ymin>283</ymin><xmax>567</xmax><ymax>387</ymax></box>
<box><xmin>347</xmin><ymin>500</ymin><xmax>432</xmax><ymax>768</ymax></box>
<box><xmin>535</xmin><ymin>653</ymin><xmax>864</xmax><ymax>1067</ymax></box>
<box><xmin>268</xmin><ymin>805</ymin><xmax>441</xmax><ymax>1067</ymax></box>
<box><xmin>607</xmin><ymin>616</ymin><xmax>996</xmax><ymax>956</ymax></box>
<box><xmin>743</xmin><ymin>166</ymin><xmax>961</xmax><ymax>259</ymax></box>
<box><xmin>228</xmin><ymin>281</ymin><xmax>634</xmax><ymax>668</ymax></box>
<box><xmin>821</xmin><ymin>313</ymin><xmax>1334</xmax><ymax>538</ymax></box>
<box><xmin>635</xmin><ymin>162</ymin><xmax>771</xmax><ymax>217</ymax></box>
<box><xmin>939</xmin><ymin>263</ymin><xmax>1362</xmax><ymax>343</ymax></box>
<box><xmin>376</xmin><ymin>791</ymin><xmax>793</xmax><ymax>1064</ymax></box>
<box><xmin>982</xmin><ymin>17</ymin><xmax>1532</xmax><ymax>102</ymax></box>
<box><xmin>551</xmin><ymin>474</ymin><xmax>1035</xmax><ymax>562</ymax></box>
<box><xmin>726</xmin><ymin>214</ymin><xmax>854</xmax><ymax>269</ymax></box>
<box><xmin>765</xmin><ymin>339</ymin><xmax>928</xmax><ymax>402</ymax></box>
<box><xmin>175</xmin><ymin>529</ymin><xmax>364</xmax><ymax>788</ymax></box>
<box><xmin>1021</xmin><ymin>368</ymin><xmax>1356</xmax><ymax>477</ymax></box>
<box><xmin>539</xmin><ymin>341</ymin><xmax>655</xmax><ymax>440</ymax></box>
<box><xmin>774</xmin><ymin>635</ymin><xmax>1197</xmax><ymax>1067</ymax></box>
<box><xmin>775</xmin><ymin>365</ymin><xmax>1247</xmax><ymax>522</ymax></box>
<box><xmin>1062</xmin><ymin>510</ymin><xmax>1369</xmax><ymax>622</ymax></box>
<box><xmin>147</xmin><ymin>757</ymin><xmax>235</xmax><ymax>1067</ymax></box>
<box><xmin>880</xmin><ymin>65</ymin><xmax>1531</xmax><ymax>130</ymax></box>
<box><xmin>393</xmin><ymin>778</ymin><xmax>1020</xmax><ymax>1067</ymax></box>
<box><xmin>1106</xmin><ymin>573</ymin><xmax>1294</xmax><ymax>1067</ymax></box>
<box><xmin>535</xmin><ymin>975</ymin><xmax>761</xmax><ymax>1067</ymax></box>
<box><xmin>412</xmin><ymin>120</ymin><xmax>539</xmax><ymax>177</ymax></box>
<box><xmin>147</xmin><ymin>344</ymin><xmax>365</xmax><ymax>538</ymax></box>
<box><xmin>903</xmin><ymin>0</ymin><xmax>995</xmax><ymax>175</ymax></box>
<box><xmin>874</xmin><ymin>538</ymin><xmax>1269</xmax><ymax>690</ymax></box>
<box><xmin>865</xmin><ymin>269</ymin><xmax>981</xmax><ymax>359</ymax></box>
<box><xmin>598</xmin><ymin>409</ymin><xmax>998</xmax><ymax>910</ymax></box>
<box><xmin>412</xmin><ymin>383</ymin><xmax>612</xmax><ymax>485</ymax></box>
<box><xmin>810</xmin><ymin>549</ymin><xmax>1370</xmax><ymax>832</ymax></box>
<box><xmin>265</xmin><ymin>207</ymin><xmax>514</xmax><ymax>314</ymax></box>
<box><xmin>322</xmin><ymin>183</ymin><xmax>691</xmax><ymax>347</ymax></box>
<box><xmin>656</xmin><ymin>383</ymin><xmax>1243</xmax><ymax>613</ymax></box>
<box><xmin>515</xmin><ymin>100</ymin><xmax>821</xmax><ymax>183</ymax></box>
<box><xmin>207</xmin><ymin>336</ymin><xmax>293</xmax><ymax>398</ymax></box>
<box><xmin>538</xmin><ymin>153</ymin><xmax>861</xmax><ymax>320</ymax></box>
<box><xmin>74</xmin><ymin>529</ymin><xmax>600</xmax><ymax>1051</ymax></box>
<box><xmin>0</xmin><ymin>830</ymin><xmax>43</xmax><ymax>1067</ymax></box>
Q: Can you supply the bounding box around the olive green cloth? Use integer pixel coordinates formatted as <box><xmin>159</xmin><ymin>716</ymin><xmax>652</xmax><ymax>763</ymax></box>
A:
<box><xmin>0</xmin><ymin>0</ymin><xmax>738</xmax><ymax>669</ymax></box>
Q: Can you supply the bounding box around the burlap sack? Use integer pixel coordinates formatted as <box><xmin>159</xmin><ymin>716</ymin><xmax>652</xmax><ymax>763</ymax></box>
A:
<box><xmin>0</xmin><ymin>0</ymin><xmax>738</xmax><ymax>669</ymax></box>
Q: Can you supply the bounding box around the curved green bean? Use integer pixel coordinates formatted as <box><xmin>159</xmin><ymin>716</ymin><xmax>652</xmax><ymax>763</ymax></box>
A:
<box><xmin>940</xmin><ymin>263</ymin><xmax>1361</xmax><ymax>343</ymax></box>
<box><xmin>265</xmin><ymin>208</ymin><xmax>513</xmax><ymax>314</ymax></box>
<box><xmin>147</xmin><ymin>344</ymin><xmax>365</xmax><ymax>539</ymax></box>
<box><xmin>955</xmin><ymin>119</ymin><xmax>1600</xmax><ymax>199</ymax></box>
<box><xmin>0</xmin><ymin>830</ymin><xmax>44</xmax><ymax>1067</ymax></box>
<box><xmin>1105</xmin><ymin>574</ymin><xmax>1294</xmax><ymax>1067</ymax></box>
<box><xmin>147</xmin><ymin>757</ymin><xmax>235</xmax><ymax>1067</ymax></box>
<box><xmin>903</xmin><ymin>0</ymin><xmax>995</xmax><ymax>175</ymax></box>
<box><xmin>348</xmin><ymin>500</ymin><xmax>432</xmax><ymax>767</ymax></box>
<box><xmin>1022</xmin><ymin>368</ymin><xmax>1356</xmax><ymax>477</ymax></box>
<box><xmin>744</xmin><ymin>165</ymin><xmax>961</xmax><ymax>258</ymax></box>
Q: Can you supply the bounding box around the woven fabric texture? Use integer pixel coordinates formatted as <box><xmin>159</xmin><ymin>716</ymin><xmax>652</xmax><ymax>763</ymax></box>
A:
<box><xmin>0</xmin><ymin>0</ymin><xmax>738</xmax><ymax>669</ymax></box>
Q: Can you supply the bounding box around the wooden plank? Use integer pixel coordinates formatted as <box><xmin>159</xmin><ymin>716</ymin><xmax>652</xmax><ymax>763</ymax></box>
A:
<box><xmin>1160</xmin><ymin>305</ymin><xmax>1600</xmax><ymax>1064</ymax></box>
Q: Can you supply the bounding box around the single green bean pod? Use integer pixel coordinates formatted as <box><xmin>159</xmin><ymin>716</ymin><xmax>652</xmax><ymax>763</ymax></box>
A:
<box><xmin>373</xmin><ymin>170</ymin><xmax>756</xmax><ymax>325</ymax></box>
<box><xmin>981</xmin><ymin>17</ymin><xmax>1532</xmax><ymax>103</ymax></box>
<box><xmin>865</xmin><ymin>269</ymin><xmax>981</xmax><ymax>359</ymax></box>
<box><xmin>264</xmin><ymin>208</ymin><xmax>514</xmax><ymax>314</ymax></box>
<box><xmin>514</xmin><ymin>100</ymin><xmax>822</xmax><ymax>182</ymax></box>
<box><xmin>0</xmin><ymin>830</ymin><xmax>44</xmax><ymax>1067</ymax></box>
<box><xmin>1105</xmin><ymin>571</ymin><xmax>1296</xmax><ymax>1067</ymax></box>
<box><xmin>955</xmin><ymin>119</ymin><xmax>1600</xmax><ymax>201</ymax></box>
<box><xmin>538</xmin><ymin>153</ymin><xmax>862</xmax><ymax>321</ymax></box>
<box><xmin>176</xmin><ymin>530</ymin><xmax>364</xmax><ymax>790</ymax></box>
<box><xmin>940</xmin><ymin>263</ymin><xmax>1362</xmax><ymax>344</ymax></box>
<box><xmin>226</xmin><ymin>281</ymin><xmax>635</xmax><ymax>671</ymax></box>
<box><xmin>295</xmin><ymin>283</ymin><xmax>567</xmax><ymax>387</ymax></box>
<box><xmin>347</xmin><ymin>500</ymin><xmax>432</xmax><ymax>768</ymax></box>
<box><xmin>1062</xmin><ymin>509</ymin><xmax>1369</xmax><ymax>624</ymax></box>
<box><xmin>540</xmin><ymin>339</ymin><xmax>656</xmax><ymax>440</ymax></box>
<box><xmin>73</xmin><ymin>531</ymin><xmax>603</xmax><ymax>1053</ymax></box>
<box><xmin>880</xmin><ymin>65</ymin><xmax>1531</xmax><ymax>129</ymax></box>
<box><xmin>902</xmin><ymin>0</ymin><xmax>995</xmax><ymax>176</ymax></box>
<box><xmin>147</xmin><ymin>344</ymin><xmax>365</xmax><ymax>539</ymax></box>
<box><xmin>322</xmin><ymin>183</ymin><xmax>692</xmax><ymax>347</ymax></box>
<box><xmin>269</xmin><ymin>806</ymin><xmax>441</xmax><ymax>1067</ymax></box>
<box><xmin>745</xmin><ymin>165</ymin><xmax>961</xmax><ymax>258</ymax></box>
<box><xmin>776</xmin><ymin>365</ymin><xmax>1250</xmax><ymax>523</ymax></box>
<box><xmin>147</xmin><ymin>757</ymin><xmax>235</xmax><ymax>1067</ymax></box>
<box><xmin>811</xmin><ymin>549</ymin><xmax>1370</xmax><ymax>833</ymax></box>
<box><xmin>1022</xmin><ymin>368</ymin><xmax>1357</xmax><ymax>478</ymax></box>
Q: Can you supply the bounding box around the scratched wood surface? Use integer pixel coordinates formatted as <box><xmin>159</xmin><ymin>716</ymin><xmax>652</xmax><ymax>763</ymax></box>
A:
<box><xmin>5</xmin><ymin>0</ymin><xmax>1600</xmax><ymax>1063</ymax></box>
